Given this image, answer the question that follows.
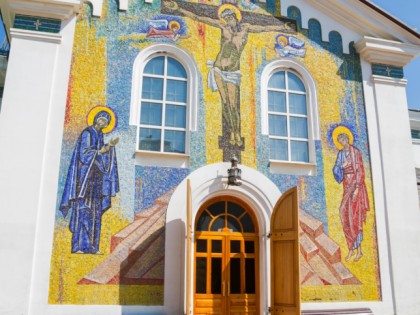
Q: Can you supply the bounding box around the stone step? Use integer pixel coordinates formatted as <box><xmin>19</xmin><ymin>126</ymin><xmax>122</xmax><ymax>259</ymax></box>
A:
<box><xmin>302</xmin><ymin>309</ymin><xmax>373</xmax><ymax>315</ymax></box>
<box><xmin>331</xmin><ymin>262</ymin><xmax>361</xmax><ymax>285</ymax></box>
<box><xmin>302</xmin><ymin>273</ymin><xmax>324</xmax><ymax>286</ymax></box>
<box><xmin>124</xmin><ymin>231</ymin><xmax>166</xmax><ymax>279</ymax></box>
<box><xmin>110</xmin><ymin>216</ymin><xmax>148</xmax><ymax>252</ymax></box>
<box><xmin>300</xmin><ymin>233</ymin><xmax>319</xmax><ymax>261</ymax></box>
<box><xmin>299</xmin><ymin>252</ymin><xmax>315</xmax><ymax>284</ymax></box>
<box><xmin>155</xmin><ymin>188</ymin><xmax>175</xmax><ymax>205</ymax></box>
<box><xmin>111</xmin><ymin>203</ymin><xmax>166</xmax><ymax>254</ymax></box>
<box><xmin>142</xmin><ymin>258</ymin><xmax>164</xmax><ymax>280</ymax></box>
<box><xmin>315</xmin><ymin>233</ymin><xmax>341</xmax><ymax>264</ymax></box>
<box><xmin>134</xmin><ymin>203</ymin><xmax>161</xmax><ymax>221</ymax></box>
<box><xmin>307</xmin><ymin>254</ymin><xmax>340</xmax><ymax>285</ymax></box>
<box><xmin>79</xmin><ymin>201</ymin><xmax>168</xmax><ymax>284</ymax></box>
<box><xmin>299</xmin><ymin>209</ymin><xmax>324</xmax><ymax>238</ymax></box>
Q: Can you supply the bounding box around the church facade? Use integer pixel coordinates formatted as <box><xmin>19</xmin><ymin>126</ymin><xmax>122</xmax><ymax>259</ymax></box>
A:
<box><xmin>0</xmin><ymin>0</ymin><xmax>420</xmax><ymax>314</ymax></box>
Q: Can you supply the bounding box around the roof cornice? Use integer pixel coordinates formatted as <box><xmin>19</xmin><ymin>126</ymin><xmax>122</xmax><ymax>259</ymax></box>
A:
<box><xmin>304</xmin><ymin>0</ymin><xmax>420</xmax><ymax>45</ymax></box>
<box><xmin>7</xmin><ymin>0</ymin><xmax>82</xmax><ymax>20</ymax></box>
<box><xmin>355</xmin><ymin>36</ymin><xmax>420</xmax><ymax>67</ymax></box>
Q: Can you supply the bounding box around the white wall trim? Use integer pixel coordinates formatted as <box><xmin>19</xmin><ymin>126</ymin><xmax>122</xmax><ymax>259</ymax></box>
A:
<box><xmin>85</xmin><ymin>0</ymin><xmax>103</xmax><ymax>17</ymax></box>
<box><xmin>355</xmin><ymin>36</ymin><xmax>420</xmax><ymax>67</ymax></box>
<box><xmin>10</xmin><ymin>28</ymin><xmax>62</xmax><ymax>44</ymax></box>
<box><xmin>371</xmin><ymin>75</ymin><xmax>408</xmax><ymax>86</ymax></box>
<box><xmin>300</xmin><ymin>0</ymin><xmax>420</xmax><ymax>45</ymax></box>
<box><xmin>8</xmin><ymin>0</ymin><xmax>82</xmax><ymax>20</ymax></box>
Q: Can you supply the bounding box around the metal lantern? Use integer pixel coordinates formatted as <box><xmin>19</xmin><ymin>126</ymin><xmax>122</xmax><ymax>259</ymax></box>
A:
<box><xmin>227</xmin><ymin>156</ymin><xmax>242</xmax><ymax>186</ymax></box>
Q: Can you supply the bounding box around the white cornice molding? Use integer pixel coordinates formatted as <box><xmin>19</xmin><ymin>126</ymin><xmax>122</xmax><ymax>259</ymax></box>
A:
<box><xmin>8</xmin><ymin>0</ymin><xmax>82</xmax><ymax>20</ymax></box>
<box><xmin>355</xmin><ymin>36</ymin><xmax>420</xmax><ymax>67</ymax></box>
<box><xmin>89</xmin><ymin>0</ymin><xmax>103</xmax><ymax>17</ymax></box>
<box><xmin>371</xmin><ymin>75</ymin><xmax>407</xmax><ymax>87</ymax></box>
<box><xmin>304</xmin><ymin>0</ymin><xmax>420</xmax><ymax>45</ymax></box>
<box><xmin>10</xmin><ymin>28</ymin><xmax>62</xmax><ymax>43</ymax></box>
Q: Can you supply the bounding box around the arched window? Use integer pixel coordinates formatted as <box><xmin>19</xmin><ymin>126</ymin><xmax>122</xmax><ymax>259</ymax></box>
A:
<box><xmin>130</xmin><ymin>44</ymin><xmax>199</xmax><ymax>167</ymax></box>
<box><xmin>261</xmin><ymin>59</ymin><xmax>319</xmax><ymax>175</ymax></box>
<box><xmin>138</xmin><ymin>55</ymin><xmax>188</xmax><ymax>154</ymax></box>
<box><xmin>268</xmin><ymin>70</ymin><xmax>308</xmax><ymax>162</ymax></box>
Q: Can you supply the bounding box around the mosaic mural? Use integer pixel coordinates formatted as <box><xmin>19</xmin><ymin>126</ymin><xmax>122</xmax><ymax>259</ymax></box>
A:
<box><xmin>49</xmin><ymin>0</ymin><xmax>381</xmax><ymax>306</ymax></box>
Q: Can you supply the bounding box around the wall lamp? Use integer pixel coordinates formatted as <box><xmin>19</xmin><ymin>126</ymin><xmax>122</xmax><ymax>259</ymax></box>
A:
<box><xmin>227</xmin><ymin>156</ymin><xmax>242</xmax><ymax>186</ymax></box>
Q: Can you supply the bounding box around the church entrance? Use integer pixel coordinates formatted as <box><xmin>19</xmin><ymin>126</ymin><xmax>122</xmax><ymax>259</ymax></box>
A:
<box><xmin>193</xmin><ymin>197</ymin><xmax>259</xmax><ymax>315</ymax></box>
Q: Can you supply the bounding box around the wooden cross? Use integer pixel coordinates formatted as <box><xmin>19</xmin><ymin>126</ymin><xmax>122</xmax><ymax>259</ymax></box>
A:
<box><xmin>162</xmin><ymin>0</ymin><xmax>297</xmax><ymax>162</ymax></box>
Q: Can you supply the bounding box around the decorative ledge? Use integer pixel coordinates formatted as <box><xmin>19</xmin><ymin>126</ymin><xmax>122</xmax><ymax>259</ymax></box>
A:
<box><xmin>135</xmin><ymin>150</ymin><xmax>190</xmax><ymax>168</ymax></box>
<box><xmin>8</xmin><ymin>0</ymin><xmax>82</xmax><ymax>20</ymax></box>
<box><xmin>355</xmin><ymin>36</ymin><xmax>420</xmax><ymax>67</ymax></box>
<box><xmin>371</xmin><ymin>75</ymin><xmax>407</xmax><ymax>87</ymax></box>
<box><xmin>269</xmin><ymin>160</ymin><xmax>317</xmax><ymax>176</ymax></box>
<box><xmin>10</xmin><ymin>28</ymin><xmax>62</xmax><ymax>44</ymax></box>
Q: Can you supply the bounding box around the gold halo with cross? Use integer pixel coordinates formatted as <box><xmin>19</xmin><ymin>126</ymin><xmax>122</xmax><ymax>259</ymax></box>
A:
<box><xmin>218</xmin><ymin>4</ymin><xmax>242</xmax><ymax>23</ymax></box>
<box><xmin>87</xmin><ymin>106</ymin><xmax>117</xmax><ymax>134</ymax></box>
<box><xmin>332</xmin><ymin>125</ymin><xmax>354</xmax><ymax>150</ymax></box>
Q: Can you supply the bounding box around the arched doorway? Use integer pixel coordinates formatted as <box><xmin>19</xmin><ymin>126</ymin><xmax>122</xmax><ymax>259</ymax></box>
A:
<box><xmin>193</xmin><ymin>197</ymin><xmax>259</xmax><ymax>315</ymax></box>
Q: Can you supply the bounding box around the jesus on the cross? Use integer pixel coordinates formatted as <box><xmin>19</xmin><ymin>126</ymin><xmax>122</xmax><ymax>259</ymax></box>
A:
<box><xmin>163</xmin><ymin>0</ymin><xmax>296</xmax><ymax>157</ymax></box>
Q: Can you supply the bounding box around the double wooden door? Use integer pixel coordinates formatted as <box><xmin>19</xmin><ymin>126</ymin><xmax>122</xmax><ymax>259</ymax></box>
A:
<box><xmin>194</xmin><ymin>199</ymin><xmax>259</xmax><ymax>315</ymax></box>
<box><xmin>192</xmin><ymin>188</ymin><xmax>300</xmax><ymax>315</ymax></box>
<box><xmin>194</xmin><ymin>233</ymin><xmax>259</xmax><ymax>315</ymax></box>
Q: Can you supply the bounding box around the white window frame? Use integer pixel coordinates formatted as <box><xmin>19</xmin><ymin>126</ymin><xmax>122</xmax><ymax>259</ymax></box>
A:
<box><xmin>130</xmin><ymin>44</ymin><xmax>199</xmax><ymax>167</ymax></box>
<box><xmin>261</xmin><ymin>59</ymin><xmax>320</xmax><ymax>175</ymax></box>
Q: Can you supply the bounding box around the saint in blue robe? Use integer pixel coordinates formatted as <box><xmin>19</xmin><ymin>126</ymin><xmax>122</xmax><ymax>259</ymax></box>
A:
<box><xmin>60</xmin><ymin>123</ymin><xmax>119</xmax><ymax>254</ymax></box>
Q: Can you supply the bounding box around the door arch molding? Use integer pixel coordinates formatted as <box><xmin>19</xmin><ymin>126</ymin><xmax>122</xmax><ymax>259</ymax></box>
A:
<box><xmin>163</xmin><ymin>162</ymin><xmax>282</xmax><ymax>315</ymax></box>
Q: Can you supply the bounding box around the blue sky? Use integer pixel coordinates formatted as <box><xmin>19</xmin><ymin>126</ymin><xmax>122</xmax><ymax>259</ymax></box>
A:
<box><xmin>0</xmin><ymin>14</ymin><xmax>7</xmax><ymax>45</ymax></box>
<box><xmin>371</xmin><ymin>0</ymin><xmax>420</xmax><ymax>109</ymax></box>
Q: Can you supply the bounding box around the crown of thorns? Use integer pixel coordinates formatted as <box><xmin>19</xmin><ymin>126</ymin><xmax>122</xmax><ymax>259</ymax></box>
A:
<box><xmin>221</xmin><ymin>9</ymin><xmax>236</xmax><ymax>18</ymax></box>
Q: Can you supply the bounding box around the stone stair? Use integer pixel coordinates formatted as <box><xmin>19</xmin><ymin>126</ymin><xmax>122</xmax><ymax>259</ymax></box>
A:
<box><xmin>299</xmin><ymin>209</ymin><xmax>361</xmax><ymax>286</ymax></box>
<box><xmin>78</xmin><ymin>189</ymin><xmax>174</xmax><ymax>285</ymax></box>
<box><xmin>79</xmin><ymin>189</ymin><xmax>360</xmax><ymax>287</ymax></box>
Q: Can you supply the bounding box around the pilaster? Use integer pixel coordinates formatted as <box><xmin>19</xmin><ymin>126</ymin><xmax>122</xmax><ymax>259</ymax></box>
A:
<box><xmin>0</xmin><ymin>1</ymin><xmax>80</xmax><ymax>314</ymax></box>
<box><xmin>357</xmin><ymin>35</ymin><xmax>420</xmax><ymax>314</ymax></box>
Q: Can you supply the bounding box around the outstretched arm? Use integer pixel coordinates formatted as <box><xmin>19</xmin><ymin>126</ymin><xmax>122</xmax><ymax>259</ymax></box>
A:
<box><xmin>163</xmin><ymin>0</ymin><xmax>222</xmax><ymax>29</ymax></box>
<box><xmin>246</xmin><ymin>21</ymin><xmax>296</xmax><ymax>34</ymax></box>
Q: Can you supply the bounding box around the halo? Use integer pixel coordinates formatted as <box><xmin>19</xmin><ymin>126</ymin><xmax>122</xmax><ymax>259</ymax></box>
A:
<box><xmin>169</xmin><ymin>20</ymin><xmax>181</xmax><ymax>30</ymax></box>
<box><xmin>218</xmin><ymin>4</ymin><xmax>242</xmax><ymax>23</ymax></box>
<box><xmin>276</xmin><ymin>35</ymin><xmax>288</xmax><ymax>46</ymax></box>
<box><xmin>332</xmin><ymin>125</ymin><xmax>354</xmax><ymax>150</ymax></box>
<box><xmin>87</xmin><ymin>106</ymin><xmax>117</xmax><ymax>134</ymax></box>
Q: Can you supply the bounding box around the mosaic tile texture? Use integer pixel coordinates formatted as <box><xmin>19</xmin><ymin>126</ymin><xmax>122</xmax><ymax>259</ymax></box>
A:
<box><xmin>48</xmin><ymin>0</ymin><xmax>380</xmax><ymax>305</ymax></box>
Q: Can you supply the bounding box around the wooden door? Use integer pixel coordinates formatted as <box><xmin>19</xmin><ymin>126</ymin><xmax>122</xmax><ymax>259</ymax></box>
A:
<box><xmin>270</xmin><ymin>187</ymin><xmax>301</xmax><ymax>315</ymax></box>
<box><xmin>194</xmin><ymin>198</ymin><xmax>259</xmax><ymax>315</ymax></box>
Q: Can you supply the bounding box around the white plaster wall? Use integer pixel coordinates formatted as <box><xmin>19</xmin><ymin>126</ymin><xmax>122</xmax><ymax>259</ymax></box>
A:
<box><xmin>0</xmin><ymin>33</ymin><xmax>59</xmax><ymax>315</ymax></box>
<box><xmin>412</xmin><ymin>142</ymin><xmax>420</xmax><ymax>167</ymax></box>
<box><xmin>369</xmin><ymin>75</ymin><xmax>420</xmax><ymax>315</ymax></box>
<box><xmin>0</xmin><ymin>18</ymin><xmax>77</xmax><ymax>315</ymax></box>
